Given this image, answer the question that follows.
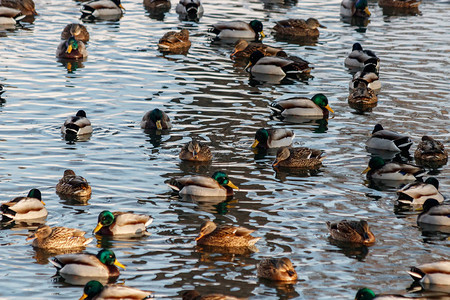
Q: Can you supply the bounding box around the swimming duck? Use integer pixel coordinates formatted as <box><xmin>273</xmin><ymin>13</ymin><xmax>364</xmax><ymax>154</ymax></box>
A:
<box><xmin>143</xmin><ymin>0</ymin><xmax>171</xmax><ymax>12</ymax></box>
<box><xmin>80</xmin><ymin>280</ymin><xmax>152</xmax><ymax>300</ymax></box>
<box><xmin>61</xmin><ymin>110</ymin><xmax>93</xmax><ymax>137</ymax></box>
<box><xmin>251</xmin><ymin>128</ymin><xmax>294</xmax><ymax>149</ymax></box>
<box><xmin>168</xmin><ymin>171</ymin><xmax>238</xmax><ymax>197</ymax></box>
<box><xmin>355</xmin><ymin>287</ymin><xmax>417</xmax><ymax>300</ymax></box>
<box><xmin>182</xmin><ymin>290</ymin><xmax>242</xmax><ymax>300</ymax></box>
<box><xmin>366</xmin><ymin>124</ymin><xmax>412</xmax><ymax>153</ymax></box>
<box><xmin>1</xmin><ymin>188</ymin><xmax>47</xmax><ymax>221</ymax></box>
<box><xmin>246</xmin><ymin>50</ymin><xmax>311</xmax><ymax>76</ymax></box>
<box><xmin>210</xmin><ymin>20</ymin><xmax>265</xmax><ymax>40</ymax></box>
<box><xmin>273</xmin><ymin>18</ymin><xmax>325</xmax><ymax>38</ymax></box>
<box><xmin>363</xmin><ymin>156</ymin><xmax>425</xmax><ymax>181</ymax></box>
<box><xmin>175</xmin><ymin>0</ymin><xmax>203</xmax><ymax>22</ymax></box>
<box><xmin>61</xmin><ymin>23</ymin><xmax>90</xmax><ymax>43</ymax></box>
<box><xmin>350</xmin><ymin>64</ymin><xmax>381</xmax><ymax>91</ymax></box>
<box><xmin>157</xmin><ymin>29</ymin><xmax>191</xmax><ymax>53</ymax></box>
<box><xmin>27</xmin><ymin>225</ymin><xmax>93</xmax><ymax>250</ymax></box>
<box><xmin>230</xmin><ymin>39</ymin><xmax>282</xmax><ymax>59</ymax></box>
<box><xmin>56</xmin><ymin>36</ymin><xmax>88</xmax><ymax>60</ymax></box>
<box><xmin>344</xmin><ymin>42</ymin><xmax>378</xmax><ymax>70</ymax></box>
<box><xmin>417</xmin><ymin>199</ymin><xmax>450</xmax><ymax>227</ymax></box>
<box><xmin>396</xmin><ymin>177</ymin><xmax>444</xmax><ymax>206</ymax></box>
<box><xmin>0</xmin><ymin>0</ymin><xmax>36</xmax><ymax>16</ymax></box>
<box><xmin>81</xmin><ymin>0</ymin><xmax>124</xmax><ymax>20</ymax></box>
<box><xmin>407</xmin><ymin>261</ymin><xmax>450</xmax><ymax>286</ymax></box>
<box><xmin>179</xmin><ymin>139</ymin><xmax>212</xmax><ymax>162</ymax></box>
<box><xmin>0</xmin><ymin>6</ymin><xmax>25</xmax><ymax>26</ymax></box>
<box><xmin>140</xmin><ymin>108</ymin><xmax>172</xmax><ymax>130</ymax></box>
<box><xmin>348</xmin><ymin>80</ymin><xmax>377</xmax><ymax>111</ymax></box>
<box><xmin>326</xmin><ymin>220</ymin><xmax>375</xmax><ymax>245</ymax></box>
<box><xmin>340</xmin><ymin>0</ymin><xmax>371</xmax><ymax>18</ymax></box>
<box><xmin>93</xmin><ymin>210</ymin><xmax>153</xmax><ymax>236</ymax></box>
<box><xmin>56</xmin><ymin>169</ymin><xmax>92</xmax><ymax>199</ymax></box>
<box><xmin>272</xmin><ymin>147</ymin><xmax>325</xmax><ymax>169</ymax></box>
<box><xmin>257</xmin><ymin>257</ymin><xmax>298</xmax><ymax>282</ymax></box>
<box><xmin>195</xmin><ymin>220</ymin><xmax>261</xmax><ymax>248</ymax></box>
<box><xmin>51</xmin><ymin>249</ymin><xmax>125</xmax><ymax>279</ymax></box>
<box><xmin>270</xmin><ymin>93</ymin><xmax>334</xmax><ymax>118</ymax></box>
<box><xmin>414</xmin><ymin>136</ymin><xmax>448</xmax><ymax>166</ymax></box>
<box><xmin>378</xmin><ymin>0</ymin><xmax>421</xmax><ymax>8</ymax></box>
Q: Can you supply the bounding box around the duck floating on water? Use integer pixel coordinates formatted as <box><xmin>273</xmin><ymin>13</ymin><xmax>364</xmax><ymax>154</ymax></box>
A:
<box><xmin>257</xmin><ymin>257</ymin><xmax>298</xmax><ymax>282</ymax></box>
<box><xmin>195</xmin><ymin>220</ymin><xmax>261</xmax><ymax>248</ymax></box>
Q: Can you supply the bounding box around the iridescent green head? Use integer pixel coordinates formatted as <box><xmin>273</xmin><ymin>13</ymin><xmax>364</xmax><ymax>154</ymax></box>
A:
<box><xmin>66</xmin><ymin>37</ymin><xmax>79</xmax><ymax>54</ymax></box>
<box><xmin>311</xmin><ymin>94</ymin><xmax>334</xmax><ymax>113</ymax></box>
<box><xmin>355</xmin><ymin>287</ymin><xmax>376</xmax><ymax>300</ymax></box>
<box><xmin>249</xmin><ymin>20</ymin><xmax>264</xmax><ymax>38</ymax></box>
<box><xmin>355</xmin><ymin>0</ymin><xmax>368</xmax><ymax>9</ymax></box>
<box><xmin>211</xmin><ymin>171</ymin><xmax>239</xmax><ymax>190</ymax></box>
<box><xmin>27</xmin><ymin>188</ymin><xmax>42</xmax><ymax>200</ymax></box>
<box><xmin>149</xmin><ymin>108</ymin><xmax>164</xmax><ymax>129</ymax></box>
<box><xmin>96</xmin><ymin>249</ymin><xmax>125</xmax><ymax>269</ymax></box>
<box><xmin>99</xmin><ymin>210</ymin><xmax>114</xmax><ymax>226</ymax></box>
<box><xmin>81</xmin><ymin>280</ymin><xmax>104</xmax><ymax>299</ymax></box>
<box><xmin>252</xmin><ymin>128</ymin><xmax>269</xmax><ymax>148</ymax></box>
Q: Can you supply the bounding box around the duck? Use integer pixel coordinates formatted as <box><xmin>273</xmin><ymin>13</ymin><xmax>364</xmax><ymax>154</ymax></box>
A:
<box><xmin>175</xmin><ymin>0</ymin><xmax>203</xmax><ymax>22</ymax></box>
<box><xmin>140</xmin><ymin>108</ymin><xmax>172</xmax><ymax>130</ymax></box>
<box><xmin>168</xmin><ymin>171</ymin><xmax>238</xmax><ymax>197</ymax></box>
<box><xmin>348</xmin><ymin>80</ymin><xmax>377</xmax><ymax>111</ymax></box>
<box><xmin>195</xmin><ymin>220</ymin><xmax>261</xmax><ymax>248</ymax></box>
<box><xmin>340</xmin><ymin>0</ymin><xmax>371</xmax><ymax>18</ymax></box>
<box><xmin>179</xmin><ymin>139</ymin><xmax>212</xmax><ymax>162</ymax></box>
<box><xmin>80</xmin><ymin>280</ymin><xmax>152</xmax><ymax>300</ymax></box>
<box><xmin>56</xmin><ymin>169</ymin><xmax>92</xmax><ymax>199</ymax></box>
<box><xmin>143</xmin><ymin>0</ymin><xmax>171</xmax><ymax>12</ymax></box>
<box><xmin>0</xmin><ymin>0</ymin><xmax>36</xmax><ymax>16</ymax></box>
<box><xmin>397</xmin><ymin>177</ymin><xmax>444</xmax><ymax>206</ymax></box>
<box><xmin>93</xmin><ymin>210</ymin><xmax>153</xmax><ymax>236</ymax></box>
<box><xmin>251</xmin><ymin>128</ymin><xmax>294</xmax><ymax>149</ymax></box>
<box><xmin>326</xmin><ymin>220</ymin><xmax>376</xmax><ymax>245</ymax></box>
<box><xmin>182</xmin><ymin>290</ymin><xmax>242</xmax><ymax>300</ymax></box>
<box><xmin>51</xmin><ymin>249</ymin><xmax>125</xmax><ymax>279</ymax></box>
<box><xmin>366</xmin><ymin>124</ymin><xmax>412</xmax><ymax>153</ymax></box>
<box><xmin>0</xmin><ymin>6</ymin><xmax>25</xmax><ymax>26</ymax></box>
<box><xmin>81</xmin><ymin>0</ymin><xmax>124</xmax><ymax>20</ymax></box>
<box><xmin>378</xmin><ymin>0</ymin><xmax>421</xmax><ymax>8</ymax></box>
<box><xmin>414</xmin><ymin>135</ymin><xmax>448</xmax><ymax>166</ymax></box>
<box><xmin>210</xmin><ymin>20</ymin><xmax>265</xmax><ymax>40</ymax></box>
<box><xmin>61</xmin><ymin>110</ymin><xmax>93</xmax><ymax>137</ymax></box>
<box><xmin>157</xmin><ymin>28</ymin><xmax>191</xmax><ymax>53</ymax></box>
<box><xmin>355</xmin><ymin>287</ymin><xmax>417</xmax><ymax>300</ymax></box>
<box><xmin>270</xmin><ymin>93</ymin><xmax>334</xmax><ymax>119</ymax></box>
<box><xmin>363</xmin><ymin>156</ymin><xmax>425</xmax><ymax>181</ymax></box>
<box><xmin>0</xmin><ymin>188</ymin><xmax>47</xmax><ymax>221</ymax></box>
<box><xmin>56</xmin><ymin>36</ymin><xmax>88</xmax><ymax>60</ymax></box>
<box><xmin>417</xmin><ymin>198</ymin><xmax>450</xmax><ymax>227</ymax></box>
<box><xmin>344</xmin><ymin>42</ymin><xmax>378</xmax><ymax>70</ymax></box>
<box><xmin>246</xmin><ymin>50</ymin><xmax>311</xmax><ymax>76</ymax></box>
<box><xmin>27</xmin><ymin>225</ymin><xmax>93</xmax><ymax>250</ymax></box>
<box><xmin>273</xmin><ymin>18</ymin><xmax>325</xmax><ymax>38</ymax></box>
<box><xmin>230</xmin><ymin>39</ymin><xmax>282</xmax><ymax>59</ymax></box>
<box><xmin>407</xmin><ymin>261</ymin><xmax>450</xmax><ymax>285</ymax></box>
<box><xmin>272</xmin><ymin>146</ymin><xmax>325</xmax><ymax>169</ymax></box>
<box><xmin>349</xmin><ymin>64</ymin><xmax>381</xmax><ymax>91</ymax></box>
<box><xmin>257</xmin><ymin>257</ymin><xmax>298</xmax><ymax>282</ymax></box>
<box><xmin>61</xmin><ymin>23</ymin><xmax>90</xmax><ymax>43</ymax></box>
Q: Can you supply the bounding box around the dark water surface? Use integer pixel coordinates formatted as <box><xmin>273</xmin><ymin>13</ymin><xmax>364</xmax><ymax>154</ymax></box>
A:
<box><xmin>0</xmin><ymin>0</ymin><xmax>449</xmax><ymax>299</ymax></box>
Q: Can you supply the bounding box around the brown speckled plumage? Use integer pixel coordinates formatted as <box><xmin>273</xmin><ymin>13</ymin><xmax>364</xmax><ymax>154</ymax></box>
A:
<box><xmin>182</xmin><ymin>290</ymin><xmax>243</xmax><ymax>300</ymax></box>
<box><xmin>378</xmin><ymin>0</ymin><xmax>420</xmax><ymax>8</ymax></box>
<box><xmin>158</xmin><ymin>29</ymin><xmax>191</xmax><ymax>53</ymax></box>
<box><xmin>273</xmin><ymin>18</ymin><xmax>325</xmax><ymax>38</ymax></box>
<box><xmin>348</xmin><ymin>80</ymin><xmax>377</xmax><ymax>111</ymax></box>
<box><xmin>272</xmin><ymin>147</ymin><xmax>324</xmax><ymax>169</ymax></box>
<box><xmin>56</xmin><ymin>169</ymin><xmax>91</xmax><ymax>199</ymax></box>
<box><xmin>27</xmin><ymin>225</ymin><xmax>93</xmax><ymax>250</ymax></box>
<box><xmin>179</xmin><ymin>140</ymin><xmax>212</xmax><ymax>162</ymax></box>
<box><xmin>257</xmin><ymin>257</ymin><xmax>298</xmax><ymax>282</ymax></box>
<box><xmin>0</xmin><ymin>0</ymin><xmax>37</xmax><ymax>15</ymax></box>
<box><xmin>414</xmin><ymin>136</ymin><xmax>448</xmax><ymax>167</ymax></box>
<box><xmin>230</xmin><ymin>39</ymin><xmax>282</xmax><ymax>59</ymax></box>
<box><xmin>195</xmin><ymin>220</ymin><xmax>260</xmax><ymax>248</ymax></box>
<box><xmin>326</xmin><ymin>220</ymin><xmax>375</xmax><ymax>245</ymax></box>
<box><xmin>61</xmin><ymin>23</ymin><xmax>90</xmax><ymax>43</ymax></box>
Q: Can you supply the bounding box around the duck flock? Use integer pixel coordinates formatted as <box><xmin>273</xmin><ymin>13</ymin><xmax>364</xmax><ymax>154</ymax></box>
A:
<box><xmin>0</xmin><ymin>0</ymin><xmax>449</xmax><ymax>299</ymax></box>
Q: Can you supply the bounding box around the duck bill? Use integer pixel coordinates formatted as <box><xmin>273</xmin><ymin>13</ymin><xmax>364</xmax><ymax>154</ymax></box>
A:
<box><xmin>245</xmin><ymin>61</ymin><xmax>253</xmax><ymax>72</ymax></box>
<box><xmin>40</xmin><ymin>200</ymin><xmax>46</xmax><ymax>205</ymax></box>
<box><xmin>156</xmin><ymin>120</ymin><xmax>162</xmax><ymax>130</ymax></box>
<box><xmin>79</xmin><ymin>293</ymin><xmax>88</xmax><ymax>300</ymax></box>
<box><xmin>67</xmin><ymin>44</ymin><xmax>73</xmax><ymax>54</ymax></box>
<box><xmin>230</xmin><ymin>49</ymin><xmax>238</xmax><ymax>59</ymax></box>
<box><xmin>325</xmin><ymin>104</ymin><xmax>334</xmax><ymax>113</ymax></box>
<box><xmin>226</xmin><ymin>181</ymin><xmax>239</xmax><ymax>190</ymax></box>
<box><xmin>272</xmin><ymin>159</ymin><xmax>281</xmax><ymax>167</ymax></box>
<box><xmin>364</xmin><ymin>7</ymin><xmax>371</xmax><ymax>16</ymax></box>
<box><xmin>26</xmin><ymin>233</ymin><xmax>36</xmax><ymax>241</ymax></box>
<box><xmin>362</xmin><ymin>166</ymin><xmax>371</xmax><ymax>174</ymax></box>
<box><xmin>119</xmin><ymin>4</ymin><xmax>125</xmax><ymax>10</ymax></box>
<box><xmin>114</xmin><ymin>259</ymin><xmax>126</xmax><ymax>269</ymax></box>
<box><xmin>93</xmin><ymin>223</ymin><xmax>103</xmax><ymax>234</ymax></box>
<box><xmin>259</xmin><ymin>31</ymin><xmax>265</xmax><ymax>39</ymax></box>
<box><xmin>195</xmin><ymin>233</ymin><xmax>204</xmax><ymax>241</ymax></box>
<box><xmin>192</xmin><ymin>150</ymin><xmax>198</xmax><ymax>159</ymax></box>
<box><xmin>319</xmin><ymin>23</ymin><xmax>327</xmax><ymax>29</ymax></box>
<box><xmin>251</xmin><ymin>139</ymin><xmax>259</xmax><ymax>148</ymax></box>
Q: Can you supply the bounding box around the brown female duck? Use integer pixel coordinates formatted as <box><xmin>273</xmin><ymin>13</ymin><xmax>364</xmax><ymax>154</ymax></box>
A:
<box><xmin>414</xmin><ymin>135</ymin><xmax>448</xmax><ymax>167</ymax></box>
<box><xmin>56</xmin><ymin>169</ymin><xmax>92</xmax><ymax>200</ymax></box>
<box><xmin>348</xmin><ymin>79</ymin><xmax>377</xmax><ymax>111</ymax></box>
<box><xmin>27</xmin><ymin>225</ymin><xmax>93</xmax><ymax>250</ymax></box>
<box><xmin>272</xmin><ymin>147</ymin><xmax>325</xmax><ymax>169</ymax></box>
<box><xmin>195</xmin><ymin>220</ymin><xmax>260</xmax><ymax>248</ymax></box>
<box><xmin>273</xmin><ymin>18</ymin><xmax>325</xmax><ymax>38</ymax></box>
<box><xmin>179</xmin><ymin>139</ymin><xmax>212</xmax><ymax>162</ymax></box>
<box><xmin>257</xmin><ymin>257</ymin><xmax>298</xmax><ymax>282</ymax></box>
<box><xmin>61</xmin><ymin>23</ymin><xmax>90</xmax><ymax>43</ymax></box>
<box><xmin>378</xmin><ymin>0</ymin><xmax>420</xmax><ymax>8</ymax></box>
<box><xmin>158</xmin><ymin>28</ymin><xmax>191</xmax><ymax>53</ymax></box>
<box><xmin>326</xmin><ymin>220</ymin><xmax>375</xmax><ymax>245</ymax></box>
<box><xmin>0</xmin><ymin>0</ymin><xmax>37</xmax><ymax>15</ymax></box>
<box><xmin>230</xmin><ymin>39</ymin><xmax>282</xmax><ymax>59</ymax></box>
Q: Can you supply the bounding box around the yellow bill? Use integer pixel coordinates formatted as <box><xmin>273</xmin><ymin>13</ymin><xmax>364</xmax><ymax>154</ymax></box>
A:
<box><xmin>251</xmin><ymin>139</ymin><xmax>259</xmax><ymax>148</ymax></box>
<box><xmin>362</xmin><ymin>166</ymin><xmax>371</xmax><ymax>174</ymax></box>
<box><xmin>325</xmin><ymin>104</ymin><xmax>334</xmax><ymax>113</ymax></box>
<box><xmin>93</xmin><ymin>223</ymin><xmax>103</xmax><ymax>234</ymax></box>
<box><xmin>226</xmin><ymin>181</ymin><xmax>239</xmax><ymax>190</ymax></box>
<box><xmin>114</xmin><ymin>259</ymin><xmax>126</xmax><ymax>269</ymax></box>
<box><xmin>156</xmin><ymin>120</ymin><xmax>162</xmax><ymax>130</ymax></box>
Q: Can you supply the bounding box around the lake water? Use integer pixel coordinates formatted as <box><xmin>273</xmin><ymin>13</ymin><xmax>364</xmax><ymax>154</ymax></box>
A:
<box><xmin>0</xmin><ymin>0</ymin><xmax>449</xmax><ymax>299</ymax></box>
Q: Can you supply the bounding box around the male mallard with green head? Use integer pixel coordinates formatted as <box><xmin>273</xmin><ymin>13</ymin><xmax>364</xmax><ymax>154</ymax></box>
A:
<box><xmin>273</xmin><ymin>18</ymin><xmax>325</xmax><ymax>38</ymax></box>
<box><xmin>179</xmin><ymin>139</ymin><xmax>212</xmax><ymax>162</ymax></box>
<box><xmin>340</xmin><ymin>0</ymin><xmax>371</xmax><ymax>18</ymax></box>
<box><xmin>354</xmin><ymin>287</ymin><xmax>415</xmax><ymax>300</ymax></box>
<box><xmin>344</xmin><ymin>42</ymin><xmax>378</xmax><ymax>70</ymax></box>
<box><xmin>81</xmin><ymin>0</ymin><xmax>124</xmax><ymax>20</ymax></box>
<box><xmin>417</xmin><ymin>199</ymin><xmax>450</xmax><ymax>227</ymax></box>
<box><xmin>210</xmin><ymin>20</ymin><xmax>265</xmax><ymax>40</ymax></box>
<box><xmin>363</xmin><ymin>156</ymin><xmax>424</xmax><ymax>181</ymax></box>
<box><xmin>27</xmin><ymin>225</ymin><xmax>93</xmax><ymax>250</ymax></box>
<box><xmin>396</xmin><ymin>177</ymin><xmax>443</xmax><ymax>206</ymax></box>
<box><xmin>195</xmin><ymin>220</ymin><xmax>260</xmax><ymax>248</ymax></box>
<box><xmin>326</xmin><ymin>220</ymin><xmax>375</xmax><ymax>245</ymax></box>
<box><xmin>176</xmin><ymin>0</ymin><xmax>203</xmax><ymax>22</ymax></box>
<box><xmin>168</xmin><ymin>171</ymin><xmax>238</xmax><ymax>197</ymax></box>
<box><xmin>252</xmin><ymin>128</ymin><xmax>294</xmax><ymax>149</ymax></box>
<box><xmin>61</xmin><ymin>110</ymin><xmax>92</xmax><ymax>137</ymax></box>
<box><xmin>257</xmin><ymin>257</ymin><xmax>298</xmax><ymax>282</ymax></box>
<box><xmin>1</xmin><ymin>188</ymin><xmax>47</xmax><ymax>221</ymax></box>
<box><xmin>270</xmin><ymin>94</ymin><xmax>334</xmax><ymax>119</ymax></box>
<box><xmin>56</xmin><ymin>36</ymin><xmax>88</xmax><ymax>60</ymax></box>
<box><xmin>272</xmin><ymin>147</ymin><xmax>325</xmax><ymax>169</ymax></box>
<box><xmin>366</xmin><ymin>124</ymin><xmax>412</xmax><ymax>153</ymax></box>
<box><xmin>79</xmin><ymin>280</ymin><xmax>152</xmax><ymax>300</ymax></box>
<box><xmin>93</xmin><ymin>210</ymin><xmax>153</xmax><ymax>236</ymax></box>
<box><xmin>140</xmin><ymin>108</ymin><xmax>172</xmax><ymax>130</ymax></box>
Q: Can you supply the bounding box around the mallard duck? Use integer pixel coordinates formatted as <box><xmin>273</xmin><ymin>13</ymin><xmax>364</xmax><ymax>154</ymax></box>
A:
<box><xmin>179</xmin><ymin>139</ymin><xmax>212</xmax><ymax>162</ymax></box>
<box><xmin>417</xmin><ymin>198</ymin><xmax>450</xmax><ymax>226</ymax></box>
<box><xmin>182</xmin><ymin>290</ymin><xmax>242</xmax><ymax>300</ymax></box>
<box><xmin>272</xmin><ymin>147</ymin><xmax>325</xmax><ymax>169</ymax></box>
<box><xmin>0</xmin><ymin>0</ymin><xmax>37</xmax><ymax>16</ymax></box>
<box><xmin>51</xmin><ymin>249</ymin><xmax>125</xmax><ymax>279</ymax></box>
<box><xmin>414</xmin><ymin>136</ymin><xmax>448</xmax><ymax>166</ymax></box>
<box><xmin>56</xmin><ymin>37</ymin><xmax>88</xmax><ymax>60</ymax></box>
<box><xmin>56</xmin><ymin>169</ymin><xmax>92</xmax><ymax>199</ymax></box>
<box><xmin>273</xmin><ymin>18</ymin><xmax>325</xmax><ymax>38</ymax></box>
<box><xmin>246</xmin><ymin>50</ymin><xmax>311</xmax><ymax>76</ymax></box>
<box><xmin>168</xmin><ymin>171</ymin><xmax>238</xmax><ymax>197</ymax></box>
<box><xmin>230</xmin><ymin>39</ymin><xmax>282</xmax><ymax>59</ymax></box>
<box><xmin>175</xmin><ymin>0</ymin><xmax>203</xmax><ymax>21</ymax></box>
<box><xmin>93</xmin><ymin>210</ymin><xmax>153</xmax><ymax>236</ymax></box>
<box><xmin>340</xmin><ymin>0</ymin><xmax>371</xmax><ymax>18</ymax></box>
<box><xmin>251</xmin><ymin>128</ymin><xmax>294</xmax><ymax>149</ymax></box>
<box><xmin>195</xmin><ymin>220</ymin><xmax>260</xmax><ymax>248</ymax></box>
<box><xmin>344</xmin><ymin>42</ymin><xmax>378</xmax><ymax>70</ymax></box>
<box><xmin>366</xmin><ymin>124</ymin><xmax>412</xmax><ymax>153</ymax></box>
<box><xmin>210</xmin><ymin>20</ymin><xmax>265</xmax><ymax>40</ymax></box>
<box><xmin>407</xmin><ymin>261</ymin><xmax>450</xmax><ymax>285</ymax></box>
<box><xmin>80</xmin><ymin>280</ymin><xmax>152</xmax><ymax>300</ymax></box>
<box><xmin>81</xmin><ymin>0</ymin><xmax>124</xmax><ymax>20</ymax></box>
<box><xmin>378</xmin><ymin>0</ymin><xmax>421</xmax><ymax>8</ymax></box>
<box><xmin>355</xmin><ymin>287</ymin><xmax>416</xmax><ymax>300</ymax></box>
<box><xmin>270</xmin><ymin>93</ymin><xmax>334</xmax><ymax>118</ymax></box>
<box><xmin>257</xmin><ymin>257</ymin><xmax>298</xmax><ymax>282</ymax></box>
<box><xmin>157</xmin><ymin>29</ymin><xmax>191</xmax><ymax>53</ymax></box>
<box><xmin>143</xmin><ymin>0</ymin><xmax>171</xmax><ymax>11</ymax></box>
<box><xmin>0</xmin><ymin>188</ymin><xmax>47</xmax><ymax>221</ymax></box>
<box><xmin>0</xmin><ymin>6</ymin><xmax>25</xmax><ymax>25</ymax></box>
<box><xmin>397</xmin><ymin>177</ymin><xmax>444</xmax><ymax>206</ymax></box>
<box><xmin>61</xmin><ymin>23</ymin><xmax>90</xmax><ymax>43</ymax></box>
<box><xmin>348</xmin><ymin>80</ymin><xmax>377</xmax><ymax>111</ymax></box>
<box><xmin>350</xmin><ymin>64</ymin><xmax>381</xmax><ymax>91</ymax></box>
<box><xmin>363</xmin><ymin>156</ymin><xmax>425</xmax><ymax>181</ymax></box>
<box><xmin>27</xmin><ymin>225</ymin><xmax>93</xmax><ymax>250</ymax></box>
<box><xmin>61</xmin><ymin>110</ymin><xmax>93</xmax><ymax>137</ymax></box>
<box><xmin>140</xmin><ymin>108</ymin><xmax>172</xmax><ymax>130</ymax></box>
<box><xmin>326</xmin><ymin>220</ymin><xmax>375</xmax><ymax>245</ymax></box>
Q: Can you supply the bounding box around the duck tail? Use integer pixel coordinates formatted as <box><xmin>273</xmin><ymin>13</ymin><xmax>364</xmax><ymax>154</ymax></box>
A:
<box><xmin>248</xmin><ymin>237</ymin><xmax>261</xmax><ymax>246</ymax></box>
<box><xmin>80</xmin><ymin>5</ymin><xmax>97</xmax><ymax>19</ymax></box>
<box><xmin>50</xmin><ymin>258</ymin><xmax>63</xmax><ymax>270</ymax></box>
<box><xmin>145</xmin><ymin>217</ymin><xmax>154</xmax><ymax>228</ymax></box>
<box><xmin>407</xmin><ymin>267</ymin><xmax>426</xmax><ymax>281</ymax></box>
<box><xmin>167</xmin><ymin>179</ymin><xmax>183</xmax><ymax>192</ymax></box>
<box><xmin>394</xmin><ymin>137</ymin><xmax>413</xmax><ymax>152</ymax></box>
<box><xmin>14</xmin><ymin>12</ymin><xmax>26</xmax><ymax>22</ymax></box>
<box><xmin>269</xmin><ymin>102</ymin><xmax>284</xmax><ymax>114</ymax></box>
